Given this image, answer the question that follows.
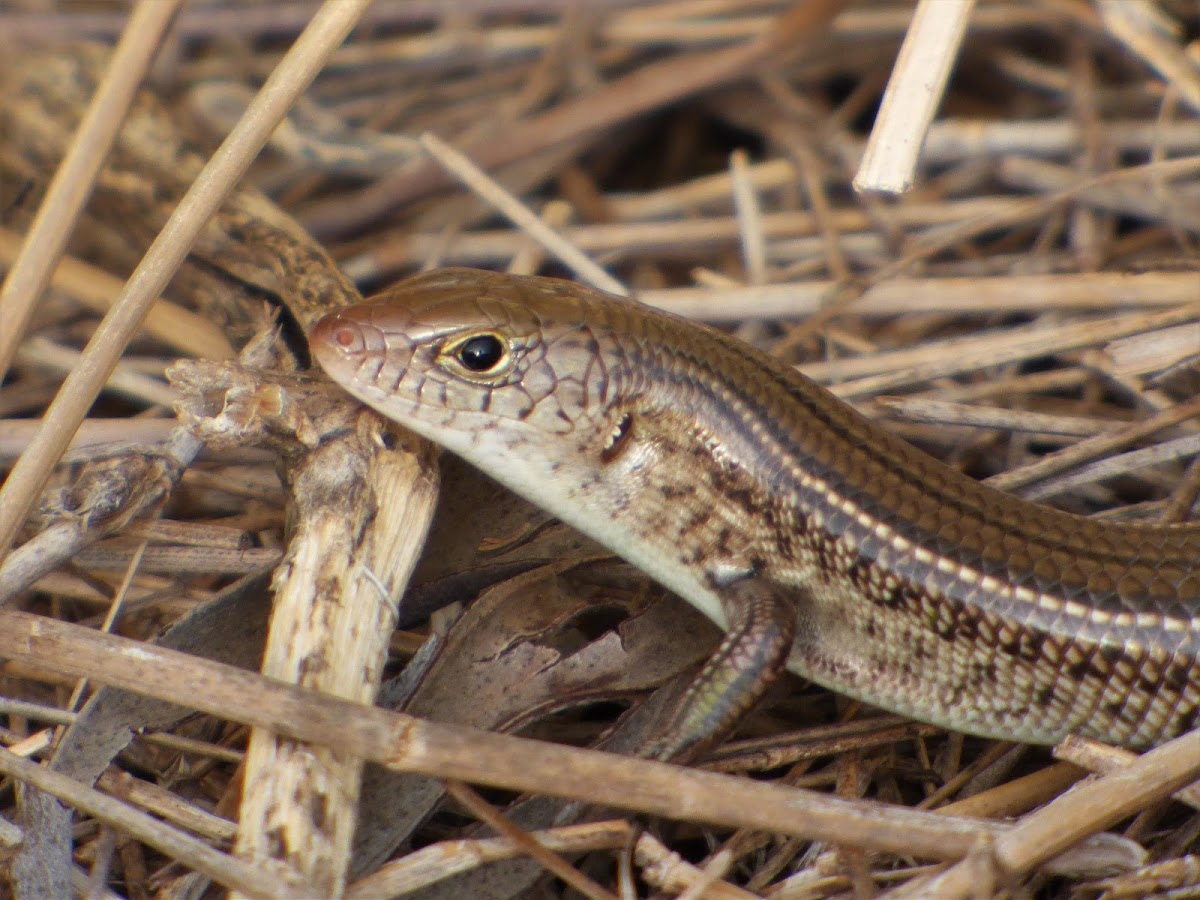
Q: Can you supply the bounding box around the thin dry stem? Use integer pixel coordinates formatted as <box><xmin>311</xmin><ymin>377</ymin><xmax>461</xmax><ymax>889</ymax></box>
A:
<box><xmin>854</xmin><ymin>0</ymin><xmax>976</xmax><ymax>193</ymax></box>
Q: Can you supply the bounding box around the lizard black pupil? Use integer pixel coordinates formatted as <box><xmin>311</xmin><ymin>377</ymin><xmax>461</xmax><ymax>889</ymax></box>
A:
<box><xmin>458</xmin><ymin>334</ymin><xmax>505</xmax><ymax>371</ymax></box>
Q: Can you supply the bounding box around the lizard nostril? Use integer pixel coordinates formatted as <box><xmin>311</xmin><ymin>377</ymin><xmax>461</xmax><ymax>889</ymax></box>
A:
<box><xmin>311</xmin><ymin>314</ymin><xmax>364</xmax><ymax>357</ymax></box>
<box><xmin>331</xmin><ymin>324</ymin><xmax>359</xmax><ymax>349</ymax></box>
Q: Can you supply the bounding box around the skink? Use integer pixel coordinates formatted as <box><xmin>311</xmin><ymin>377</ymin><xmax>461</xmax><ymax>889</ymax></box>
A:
<box><xmin>310</xmin><ymin>268</ymin><xmax>1200</xmax><ymax>755</ymax></box>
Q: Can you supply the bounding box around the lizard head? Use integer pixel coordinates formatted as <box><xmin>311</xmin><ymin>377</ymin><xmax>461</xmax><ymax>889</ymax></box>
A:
<box><xmin>309</xmin><ymin>267</ymin><xmax>658</xmax><ymax>494</ymax></box>
<box><xmin>311</xmin><ymin>267</ymin><xmax>783</xmax><ymax>629</ymax></box>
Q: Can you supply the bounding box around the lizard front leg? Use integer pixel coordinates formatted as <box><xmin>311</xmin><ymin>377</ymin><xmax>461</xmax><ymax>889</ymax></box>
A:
<box><xmin>643</xmin><ymin>577</ymin><xmax>798</xmax><ymax>764</ymax></box>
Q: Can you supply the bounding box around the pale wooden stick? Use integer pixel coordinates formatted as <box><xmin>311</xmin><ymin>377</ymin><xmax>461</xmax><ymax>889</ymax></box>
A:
<box><xmin>854</xmin><ymin>0</ymin><xmax>976</xmax><ymax>193</ymax></box>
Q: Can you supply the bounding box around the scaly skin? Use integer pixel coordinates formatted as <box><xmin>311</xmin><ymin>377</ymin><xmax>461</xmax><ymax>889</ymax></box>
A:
<box><xmin>310</xmin><ymin>268</ymin><xmax>1200</xmax><ymax>750</ymax></box>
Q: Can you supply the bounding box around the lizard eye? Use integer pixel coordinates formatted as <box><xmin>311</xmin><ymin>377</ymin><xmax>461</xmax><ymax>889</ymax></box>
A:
<box><xmin>447</xmin><ymin>332</ymin><xmax>512</xmax><ymax>376</ymax></box>
<box><xmin>458</xmin><ymin>334</ymin><xmax>505</xmax><ymax>371</ymax></box>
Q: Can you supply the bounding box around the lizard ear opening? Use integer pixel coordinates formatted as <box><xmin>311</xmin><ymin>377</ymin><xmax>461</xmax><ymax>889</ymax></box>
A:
<box><xmin>600</xmin><ymin>412</ymin><xmax>634</xmax><ymax>463</ymax></box>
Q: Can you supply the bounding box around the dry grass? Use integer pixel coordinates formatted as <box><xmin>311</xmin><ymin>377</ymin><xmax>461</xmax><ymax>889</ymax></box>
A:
<box><xmin>1</xmin><ymin>1</ymin><xmax>1199</xmax><ymax>897</ymax></box>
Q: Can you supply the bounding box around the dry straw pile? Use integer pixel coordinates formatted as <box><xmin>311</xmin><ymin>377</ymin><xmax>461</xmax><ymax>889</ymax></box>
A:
<box><xmin>1</xmin><ymin>2</ymin><xmax>1199</xmax><ymax>897</ymax></box>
